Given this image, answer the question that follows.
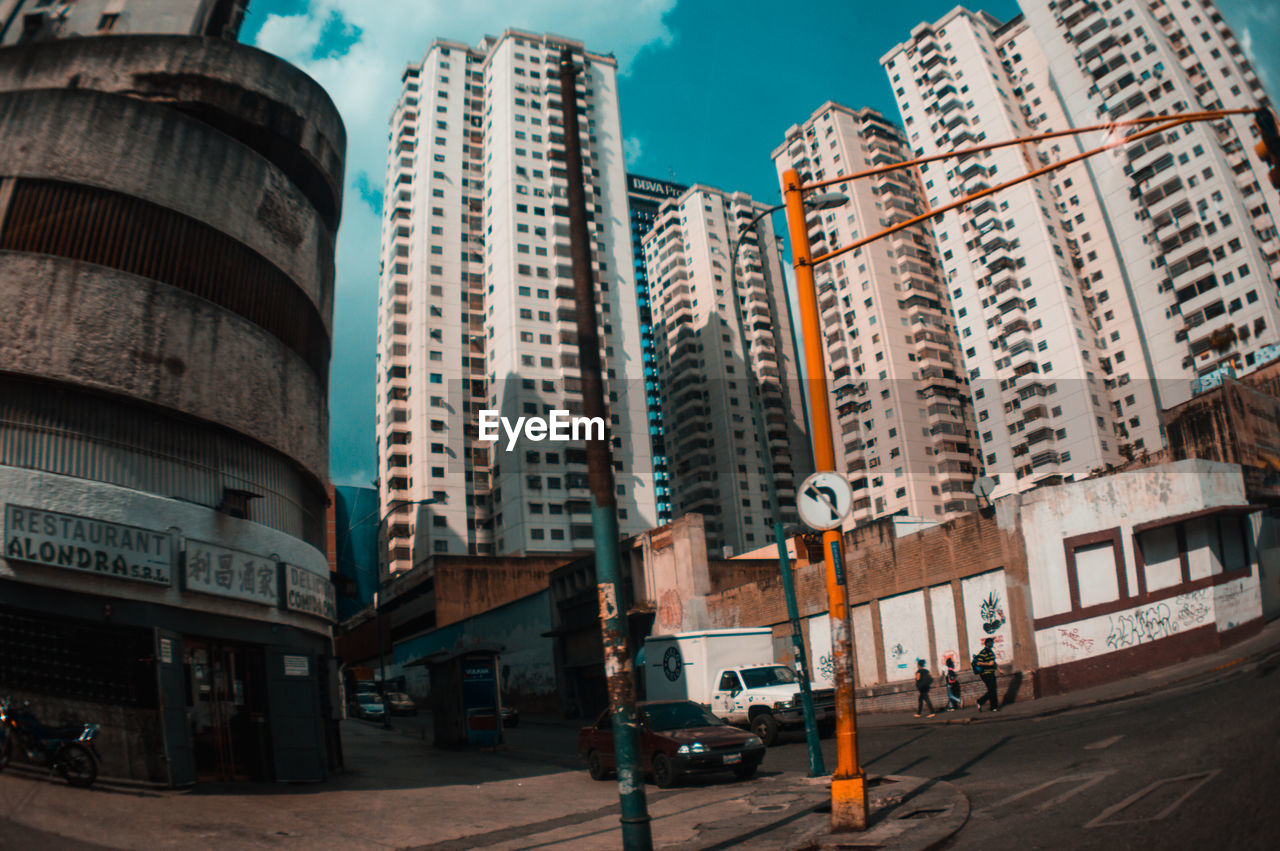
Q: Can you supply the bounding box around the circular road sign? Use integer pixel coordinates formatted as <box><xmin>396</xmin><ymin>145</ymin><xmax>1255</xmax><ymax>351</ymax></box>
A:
<box><xmin>797</xmin><ymin>471</ymin><xmax>854</xmax><ymax>531</ymax></box>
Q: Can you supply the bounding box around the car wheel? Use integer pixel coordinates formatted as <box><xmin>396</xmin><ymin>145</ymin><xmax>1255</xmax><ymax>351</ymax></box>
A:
<box><xmin>732</xmin><ymin>762</ymin><xmax>758</xmax><ymax>781</ymax></box>
<box><xmin>587</xmin><ymin>750</ymin><xmax>609</xmax><ymax>781</ymax></box>
<box><xmin>652</xmin><ymin>754</ymin><xmax>678</xmax><ymax>788</ymax></box>
<box><xmin>751</xmin><ymin>712</ymin><xmax>779</xmax><ymax>747</ymax></box>
<box><xmin>818</xmin><ymin>719</ymin><xmax>836</xmax><ymax>738</ymax></box>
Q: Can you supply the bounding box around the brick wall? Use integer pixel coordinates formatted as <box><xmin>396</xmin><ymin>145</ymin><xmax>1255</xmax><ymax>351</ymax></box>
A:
<box><xmin>704</xmin><ymin>508</ymin><xmax>1036</xmax><ymax>699</ymax></box>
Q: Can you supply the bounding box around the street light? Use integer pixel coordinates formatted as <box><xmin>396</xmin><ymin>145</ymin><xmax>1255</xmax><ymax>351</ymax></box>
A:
<box><xmin>372</xmin><ymin>496</ymin><xmax>443</xmax><ymax>728</ymax></box>
<box><xmin>724</xmin><ymin>189</ymin><xmax>848</xmax><ymax>777</ymax></box>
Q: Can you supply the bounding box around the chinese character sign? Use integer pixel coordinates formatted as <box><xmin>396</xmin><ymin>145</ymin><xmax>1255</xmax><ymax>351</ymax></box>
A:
<box><xmin>184</xmin><ymin>540</ymin><xmax>278</xmax><ymax>606</ymax></box>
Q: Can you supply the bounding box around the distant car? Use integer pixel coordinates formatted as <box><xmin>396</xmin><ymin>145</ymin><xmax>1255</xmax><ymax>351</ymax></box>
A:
<box><xmin>577</xmin><ymin>700</ymin><xmax>765</xmax><ymax>788</ymax></box>
<box><xmin>501</xmin><ymin>705</ymin><xmax>519</xmax><ymax>728</ymax></box>
<box><xmin>385</xmin><ymin>692</ymin><xmax>417</xmax><ymax>716</ymax></box>
<box><xmin>353</xmin><ymin>691</ymin><xmax>386</xmax><ymax>721</ymax></box>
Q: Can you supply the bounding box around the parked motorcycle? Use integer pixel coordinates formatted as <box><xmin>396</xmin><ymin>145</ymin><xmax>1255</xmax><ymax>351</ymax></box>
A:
<box><xmin>0</xmin><ymin>697</ymin><xmax>100</xmax><ymax>787</ymax></box>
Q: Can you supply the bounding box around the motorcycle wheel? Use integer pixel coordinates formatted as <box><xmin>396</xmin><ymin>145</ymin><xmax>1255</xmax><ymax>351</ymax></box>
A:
<box><xmin>54</xmin><ymin>742</ymin><xmax>97</xmax><ymax>788</ymax></box>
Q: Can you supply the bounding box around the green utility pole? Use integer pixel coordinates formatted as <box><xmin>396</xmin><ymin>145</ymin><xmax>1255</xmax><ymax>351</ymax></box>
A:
<box><xmin>558</xmin><ymin>48</ymin><xmax>652</xmax><ymax>850</ymax></box>
<box><xmin>728</xmin><ymin>215</ymin><xmax>825</xmax><ymax>777</ymax></box>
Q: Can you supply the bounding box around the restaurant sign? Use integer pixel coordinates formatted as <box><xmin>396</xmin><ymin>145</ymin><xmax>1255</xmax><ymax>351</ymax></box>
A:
<box><xmin>184</xmin><ymin>539</ymin><xmax>279</xmax><ymax>606</ymax></box>
<box><xmin>284</xmin><ymin>563</ymin><xmax>336</xmax><ymax>622</ymax></box>
<box><xmin>3</xmin><ymin>504</ymin><xmax>173</xmax><ymax>586</ymax></box>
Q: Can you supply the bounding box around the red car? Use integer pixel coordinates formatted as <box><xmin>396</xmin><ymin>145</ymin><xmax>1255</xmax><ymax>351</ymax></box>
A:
<box><xmin>577</xmin><ymin>700</ymin><xmax>765</xmax><ymax>788</ymax></box>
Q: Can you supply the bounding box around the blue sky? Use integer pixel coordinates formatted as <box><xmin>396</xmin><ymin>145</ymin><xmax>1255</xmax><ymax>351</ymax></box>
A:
<box><xmin>240</xmin><ymin>0</ymin><xmax>1278</xmax><ymax>488</ymax></box>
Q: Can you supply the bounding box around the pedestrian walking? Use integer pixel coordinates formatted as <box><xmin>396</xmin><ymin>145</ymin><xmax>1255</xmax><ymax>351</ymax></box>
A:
<box><xmin>973</xmin><ymin>637</ymin><xmax>999</xmax><ymax>712</ymax></box>
<box><xmin>914</xmin><ymin>659</ymin><xmax>936</xmax><ymax>717</ymax></box>
<box><xmin>943</xmin><ymin>657</ymin><xmax>961</xmax><ymax>711</ymax></box>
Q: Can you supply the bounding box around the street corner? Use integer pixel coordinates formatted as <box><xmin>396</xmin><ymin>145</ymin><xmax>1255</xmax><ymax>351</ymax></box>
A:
<box><xmin>787</xmin><ymin>774</ymin><xmax>969</xmax><ymax>851</ymax></box>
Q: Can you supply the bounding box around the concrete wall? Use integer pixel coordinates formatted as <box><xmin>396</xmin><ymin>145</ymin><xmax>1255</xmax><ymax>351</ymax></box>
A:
<box><xmin>705</xmin><ymin>503</ymin><xmax>1034</xmax><ymax>698</ymax></box>
<box><xmin>0</xmin><ymin>36</ymin><xmax>344</xmax><ymax>226</ymax></box>
<box><xmin>391</xmin><ymin>590</ymin><xmax>556</xmax><ymax>710</ymax></box>
<box><xmin>433</xmin><ymin>555</ymin><xmax>572</xmax><ymax>628</ymax></box>
<box><xmin>1020</xmin><ymin>460</ymin><xmax>1265</xmax><ymax>694</ymax></box>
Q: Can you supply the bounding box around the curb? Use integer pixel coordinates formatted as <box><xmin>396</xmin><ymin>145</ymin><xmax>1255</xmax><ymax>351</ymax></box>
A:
<box><xmin>784</xmin><ymin>775</ymin><xmax>969</xmax><ymax>851</ymax></box>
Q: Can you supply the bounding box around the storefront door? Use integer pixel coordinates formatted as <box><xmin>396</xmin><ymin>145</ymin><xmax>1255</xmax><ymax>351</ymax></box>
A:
<box><xmin>184</xmin><ymin>639</ymin><xmax>268</xmax><ymax>781</ymax></box>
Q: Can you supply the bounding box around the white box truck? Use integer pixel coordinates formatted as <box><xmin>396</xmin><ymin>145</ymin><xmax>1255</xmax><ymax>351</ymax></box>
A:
<box><xmin>643</xmin><ymin>628</ymin><xmax>835</xmax><ymax>745</ymax></box>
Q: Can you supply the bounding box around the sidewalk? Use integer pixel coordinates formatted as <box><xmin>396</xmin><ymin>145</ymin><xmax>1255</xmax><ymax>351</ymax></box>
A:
<box><xmin>858</xmin><ymin>616</ymin><xmax>1280</xmax><ymax>730</ymax></box>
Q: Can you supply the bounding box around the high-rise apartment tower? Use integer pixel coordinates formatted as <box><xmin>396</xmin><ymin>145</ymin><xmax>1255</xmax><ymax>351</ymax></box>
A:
<box><xmin>626</xmin><ymin>173</ymin><xmax>687</xmax><ymax>526</ymax></box>
<box><xmin>883</xmin><ymin>2</ymin><xmax>1279</xmax><ymax>498</ymax></box>
<box><xmin>643</xmin><ymin>184</ymin><xmax>811</xmax><ymax>556</ymax></box>
<box><xmin>772</xmin><ymin>104</ymin><xmax>979</xmax><ymax>524</ymax></box>
<box><xmin>375</xmin><ymin>31</ymin><xmax>656</xmax><ymax>573</ymax></box>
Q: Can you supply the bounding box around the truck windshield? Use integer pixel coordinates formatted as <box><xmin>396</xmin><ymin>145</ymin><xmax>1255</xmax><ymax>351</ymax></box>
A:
<box><xmin>643</xmin><ymin>702</ymin><xmax>723</xmax><ymax>731</ymax></box>
<box><xmin>739</xmin><ymin>666</ymin><xmax>798</xmax><ymax>689</ymax></box>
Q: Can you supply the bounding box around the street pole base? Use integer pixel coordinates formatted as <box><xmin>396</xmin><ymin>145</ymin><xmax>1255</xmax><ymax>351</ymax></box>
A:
<box><xmin>830</xmin><ymin>774</ymin><xmax>868</xmax><ymax>832</ymax></box>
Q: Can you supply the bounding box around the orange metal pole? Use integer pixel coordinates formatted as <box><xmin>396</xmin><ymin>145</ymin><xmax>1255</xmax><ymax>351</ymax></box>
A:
<box><xmin>803</xmin><ymin>107</ymin><xmax>1255</xmax><ymax>192</ymax></box>
<box><xmin>783</xmin><ymin>167</ymin><xmax>866</xmax><ymax>831</ymax></box>
<box><xmin>811</xmin><ymin>116</ymin><xmax>1187</xmax><ymax>267</ymax></box>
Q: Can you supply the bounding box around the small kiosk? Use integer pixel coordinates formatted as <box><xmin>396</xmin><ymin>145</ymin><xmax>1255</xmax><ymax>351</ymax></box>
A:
<box><xmin>418</xmin><ymin>646</ymin><xmax>503</xmax><ymax>748</ymax></box>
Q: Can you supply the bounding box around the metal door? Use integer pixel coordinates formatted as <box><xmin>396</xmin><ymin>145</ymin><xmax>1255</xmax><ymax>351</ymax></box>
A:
<box><xmin>154</xmin><ymin>629</ymin><xmax>195</xmax><ymax>786</ymax></box>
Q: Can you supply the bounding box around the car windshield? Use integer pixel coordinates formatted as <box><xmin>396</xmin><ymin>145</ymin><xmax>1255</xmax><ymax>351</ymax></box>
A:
<box><xmin>642</xmin><ymin>702</ymin><xmax>723</xmax><ymax>731</ymax></box>
<box><xmin>388</xmin><ymin>692</ymin><xmax>409</xmax><ymax>701</ymax></box>
<box><xmin>739</xmin><ymin>665</ymin><xmax>798</xmax><ymax>689</ymax></box>
<box><xmin>358</xmin><ymin>694</ymin><xmax>381</xmax><ymax>705</ymax></box>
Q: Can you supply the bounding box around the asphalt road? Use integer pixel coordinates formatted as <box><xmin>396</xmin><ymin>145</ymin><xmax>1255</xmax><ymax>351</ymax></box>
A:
<box><xmin>765</xmin><ymin>659</ymin><xmax>1280</xmax><ymax>849</ymax></box>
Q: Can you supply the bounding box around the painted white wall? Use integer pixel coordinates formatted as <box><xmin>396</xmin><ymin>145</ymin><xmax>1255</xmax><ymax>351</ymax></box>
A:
<box><xmin>1019</xmin><ymin>460</ymin><xmax>1247</xmax><ymax>620</ymax></box>
<box><xmin>852</xmin><ymin>603</ymin><xmax>877</xmax><ymax>688</ymax></box>
<box><xmin>929</xmin><ymin>583</ymin><xmax>960</xmax><ymax>671</ymax></box>
<box><xmin>878</xmin><ymin>590</ymin><xmax>928</xmax><ymax>683</ymax></box>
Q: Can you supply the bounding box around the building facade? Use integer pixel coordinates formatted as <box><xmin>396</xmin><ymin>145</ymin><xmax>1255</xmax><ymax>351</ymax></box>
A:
<box><xmin>772</xmin><ymin>104</ymin><xmax>979</xmax><ymax>524</ymax></box>
<box><xmin>0</xmin><ymin>17</ymin><xmax>344</xmax><ymax>784</ymax></box>
<box><xmin>882</xmin><ymin>1</ymin><xmax>1280</xmax><ymax>499</ymax></box>
<box><xmin>626</xmin><ymin>173</ymin><xmax>688</xmax><ymax>526</ymax></box>
<box><xmin>374</xmin><ymin>30</ymin><xmax>656</xmax><ymax>573</ymax></box>
<box><xmin>0</xmin><ymin>0</ymin><xmax>246</xmax><ymax>44</ymax></box>
<box><xmin>643</xmin><ymin>184</ymin><xmax>811</xmax><ymax>556</ymax></box>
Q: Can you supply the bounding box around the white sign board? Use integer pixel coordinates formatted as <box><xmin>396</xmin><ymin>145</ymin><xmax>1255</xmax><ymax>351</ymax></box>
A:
<box><xmin>185</xmin><ymin>540</ymin><xmax>279</xmax><ymax>606</ymax></box>
<box><xmin>284</xmin><ymin>563</ymin><xmax>336</xmax><ymax>622</ymax></box>
<box><xmin>4</xmin><ymin>504</ymin><xmax>172</xmax><ymax>586</ymax></box>
<box><xmin>159</xmin><ymin>637</ymin><xmax>174</xmax><ymax>665</ymax></box>
<box><xmin>283</xmin><ymin>655</ymin><xmax>310</xmax><ymax>677</ymax></box>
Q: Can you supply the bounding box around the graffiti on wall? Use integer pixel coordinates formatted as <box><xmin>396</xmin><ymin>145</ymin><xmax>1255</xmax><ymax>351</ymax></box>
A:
<box><xmin>1105</xmin><ymin>603</ymin><xmax>1175</xmax><ymax>650</ymax></box>
<box><xmin>1173</xmin><ymin>588</ymin><xmax>1210</xmax><ymax>627</ymax></box>
<box><xmin>962</xmin><ymin>571</ymin><xmax>1013</xmax><ymax>665</ymax></box>
<box><xmin>980</xmin><ymin>591</ymin><xmax>1007</xmax><ymax>634</ymax></box>
<box><xmin>1057</xmin><ymin>627</ymin><xmax>1094</xmax><ymax>652</ymax></box>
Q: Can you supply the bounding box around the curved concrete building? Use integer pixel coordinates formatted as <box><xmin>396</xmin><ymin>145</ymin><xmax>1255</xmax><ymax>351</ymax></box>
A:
<box><xmin>0</xmin><ymin>32</ymin><xmax>345</xmax><ymax>784</ymax></box>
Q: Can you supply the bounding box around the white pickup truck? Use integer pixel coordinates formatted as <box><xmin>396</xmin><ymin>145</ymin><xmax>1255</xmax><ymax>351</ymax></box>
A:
<box><xmin>642</xmin><ymin>628</ymin><xmax>835</xmax><ymax>745</ymax></box>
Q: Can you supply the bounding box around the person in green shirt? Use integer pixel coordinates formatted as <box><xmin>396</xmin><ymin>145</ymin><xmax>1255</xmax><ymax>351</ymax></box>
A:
<box><xmin>973</xmin><ymin>637</ymin><xmax>999</xmax><ymax>712</ymax></box>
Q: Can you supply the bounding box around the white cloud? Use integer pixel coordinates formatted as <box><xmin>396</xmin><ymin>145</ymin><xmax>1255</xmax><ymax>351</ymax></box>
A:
<box><xmin>249</xmin><ymin>1</ymin><xmax>678</xmax><ymax>485</ymax></box>
<box><xmin>624</xmin><ymin>134</ymin><xmax>644</xmax><ymax>166</ymax></box>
